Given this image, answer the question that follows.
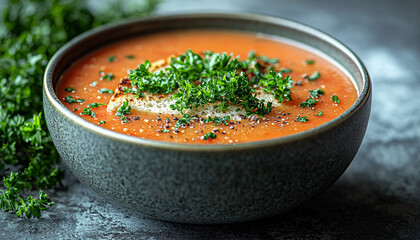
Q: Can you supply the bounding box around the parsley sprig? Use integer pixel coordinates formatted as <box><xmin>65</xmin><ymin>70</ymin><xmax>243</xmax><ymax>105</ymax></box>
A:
<box><xmin>128</xmin><ymin>50</ymin><xmax>293</xmax><ymax>117</ymax></box>
<box><xmin>0</xmin><ymin>0</ymin><xmax>158</xmax><ymax>219</ymax></box>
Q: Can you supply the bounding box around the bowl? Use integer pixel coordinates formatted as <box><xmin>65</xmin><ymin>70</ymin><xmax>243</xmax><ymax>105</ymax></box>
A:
<box><xmin>43</xmin><ymin>13</ymin><xmax>371</xmax><ymax>224</ymax></box>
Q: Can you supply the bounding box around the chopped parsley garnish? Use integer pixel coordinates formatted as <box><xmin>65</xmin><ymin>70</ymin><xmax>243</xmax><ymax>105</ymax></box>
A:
<box><xmin>64</xmin><ymin>96</ymin><xmax>84</xmax><ymax>103</ymax></box>
<box><xmin>203</xmin><ymin>132</ymin><xmax>217</xmax><ymax>140</ymax></box>
<box><xmin>332</xmin><ymin>95</ymin><xmax>340</xmax><ymax>103</ymax></box>
<box><xmin>99</xmin><ymin>71</ymin><xmax>115</xmax><ymax>81</ymax></box>
<box><xmin>175</xmin><ymin>114</ymin><xmax>195</xmax><ymax>128</ymax></box>
<box><xmin>87</xmin><ymin>103</ymin><xmax>107</xmax><ymax>108</ymax></box>
<box><xmin>99</xmin><ymin>120</ymin><xmax>106</xmax><ymax>125</ymax></box>
<box><xmin>122</xmin><ymin>87</ymin><xmax>144</xmax><ymax>97</ymax></box>
<box><xmin>203</xmin><ymin>116</ymin><xmax>231</xmax><ymax>126</ymax></box>
<box><xmin>280</xmin><ymin>68</ymin><xmax>292</xmax><ymax>73</ymax></box>
<box><xmin>300</xmin><ymin>89</ymin><xmax>324</xmax><ymax>108</ymax></box>
<box><xmin>64</xmin><ymin>87</ymin><xmax>75</xmax><ymax>92</ymax></box>
<box><xmin>107</xmin><ymin>56</ymin><xmax>116</xmax><ymax>62</ymax></box>
<box><xmin>120</xmin><ymin>117</ymin><xmax>130</xmax><ymax>123</ymax></box>
<box><xmin>305</xmin><ymin>59</ymin><xmax>315</xmax><ymax>65</ymax></box>
<box><xmin>98</xmin><ymin>88</ymin><xmax>114</xmax><ymax>94</ymax></box>
<box><xmin>116</xmin><ymin>100</ymin><xmax>131</xmax><ymax>117</ymax></box>
<box><xmin>260</xmin><ymin>71</ymin><xmax>293</xmax><ymax>103</ymax></box>
<box><xmin>316</xmin><ymin>111</ymin><xmax>323</xmax><ymax>116</ymax></box>
<box><xmin>125</xmin><ymin>55</ymin><xmax>135</xmax><ymax>59</ymax></box>
<box><xmin>128</xmin><ymin>50</ymin><xmax>293</xmax><ymax>117</ymax></box>
<box><xmin>248</xmin><ymin>50</ymin><xmax>279</xmax><ymax>64</ymax></box>
<box><xmin>300</xmin><ymin>98</ymin><xmax>319</xmax><ymax>108</ymax></box>
<box><xmin>90</xmin><ymin>81</ymin><xmax>98</xmax><ymax>87</ymax></box>
<box><xmin>308</xmin><ymin>71</ymin><xmax>321</xmax><ymax>81</ymax></box>
<box><xmin>159</xmin><ymin>129</ymin><xmax>170</xmax><ymax>133</ymax></box>
<box><xmin>297</xmin><ymin>115</ymin><xmax>309</xmax><ymax>122</ymax></box>
<box><xmin>81</xmin><ymin>108</ymin><xmax>96</xmax><ymax>118</ymax></box>
<box><xmin>64</xmin><ymin>95</ymin><xmax>77</xmax><ymax>103</ymax></box>
<box><xmin>309</xmin><ymin>88</ymin><xmax>325</xmax><ymax>98</ymax></box>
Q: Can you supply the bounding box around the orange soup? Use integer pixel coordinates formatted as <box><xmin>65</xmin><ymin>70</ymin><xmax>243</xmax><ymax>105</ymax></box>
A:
<box><xmin>57</xmin><ymin>30</ymin><xmax>358</xmax><ymax>144</ymax></box>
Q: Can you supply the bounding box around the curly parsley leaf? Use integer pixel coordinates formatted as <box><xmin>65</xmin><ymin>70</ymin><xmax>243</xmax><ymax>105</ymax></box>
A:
<box><xmin>203</xmin><ymin>132</ymin><xmax>217</xmax><ymax>140</ymax></box>
<box><xmin>116</xmin><ymin>100</ymin><xmax>131</xmax><ymax>117</ymax></box>
<box><xmin>297</xmin><ymin>115</ymin><xmax>309</xmax><ymax>122</ymax></box>
<box><xmin>332</xmin><ymin>95</ymin><xmax>340</xmax><ymax>103</ymax></box>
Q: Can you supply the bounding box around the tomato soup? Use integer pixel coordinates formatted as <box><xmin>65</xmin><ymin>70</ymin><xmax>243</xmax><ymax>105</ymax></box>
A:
<box><xmin>57</xmin><ymin>30</ymin><xmax>358</xmax><ymax>144</ymax></box>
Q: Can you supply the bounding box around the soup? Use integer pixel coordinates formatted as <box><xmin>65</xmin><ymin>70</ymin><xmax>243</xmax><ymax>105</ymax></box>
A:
<box><xmin>56</xmin><ymin>30</ymin><xmax>357</xmax><ymax>144</ymax></box>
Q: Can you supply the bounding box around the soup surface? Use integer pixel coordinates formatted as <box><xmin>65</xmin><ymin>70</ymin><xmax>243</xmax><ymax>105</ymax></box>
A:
<box><xmin>57</xmin><ymin>30</ymin><xmax>358</xmax><ymax>144</ymax></box>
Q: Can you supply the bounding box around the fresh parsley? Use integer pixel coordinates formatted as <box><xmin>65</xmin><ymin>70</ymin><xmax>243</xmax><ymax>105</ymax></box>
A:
<box><xmin>175</xmin><ymin>114</ymin><xmax>194</xmax><ymax>129</ymax></box>
<box><xmin>87</xmin><ymin>103</ymin><xmax>107</xmax><ymax>108</ymax></box>
<box><xmin>100</xmin><ymin>72</ymin><xmax>115</xmax><ymax>81</ymax></box>
<box><xmin>129</xmin><ymin>50</ymin><xmax>293</xmax><ymax>117</ymax></box>
<box><xmin>107</xmin><ymin>56</ymin><xmax>116</xmax><ymax>62</ymax></box>
<box><xmin>64</xmin><ymin>87</ymin><xmax>75</xmax><ymax>92</ymax></box>
<box><xmin>300</xmin><ymin>98</ymin><xmax>319</xmax><ymax>108</ymax></box>
<box><xmin>116</xmin><ymin>100</ymin><xmax>131</xmax><ymax>117</ymax></box>
<box><xmin>309</xmin><ymin>88</ymin><xmax>325</xmax><ymax>98</ymax></box>
<box><xmin>64</xmin><ymin>96</ymin><xmax>84</xmax><ymax>103</ymax></box>
<box><xmin>332</xmin><ymin>95</ymin><xmax>340</xmax><ymax>103</ymax></box>
<box><xmin>203</xmin><ymin>132</ymin><xmax>217</xmax><ymax>140</ymax></box>
<box><xmin>297</xmin><ymin>115</ymin><xmax>309</xmax><ymax>122</ymax></box>
<box><xmin>0</xmin><ymin>0</ymin><xmax>158</xmax><ymax>219</ymax></box>
<box><xmin>98</xmin><ymin>88</ymin><xmax>114</xmax><ymax>94</ymax></box>
<box><xmin>305</xmin><ymin>59</ymin><xmax>315</xmax><ymax>65</ymax></box>
<box><xmin>81</xmin><ymin>108</ymin><xmax>96</xmax><ymax>118</ymax></box>
<box><xmin>203</xmin><ymin>116</ymin><xmax>231</xmax><ymax>126</ymax></box>
<box><xmin>308</xmin><ymin>71</ymin><xmax>321</xmax><ymax>81</ymax></box>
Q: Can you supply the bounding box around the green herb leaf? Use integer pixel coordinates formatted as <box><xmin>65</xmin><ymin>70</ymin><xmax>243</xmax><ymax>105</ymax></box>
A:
<box><xmin>305</xmin><ymin>59</ymin><xmax>315</xmax><ymax>65</ymax></box>
<box><xmin>99</xmin><ymin>120</ymin><xmax>106</xmax><ymax>125</ymax></box>
<box><xmin>64</xmin><ymin>96</ymin><xmax>77</xmax><ymax>103</ymax></box>
<box><xmin>175</xmin><ymin>114</ymin><xmax>193</xmax><ymax>128</ymax></box>
<box><xmin>300</xmin><ymin>98</ymin><xmax>319</xmax><ymax>108</ymax></box>
<box><xmin>81</xmin><ymin>108</ymin><xmax>96</xmax><ymax>118</ymax></box>
<box><xmin>316</xmin><ymin>111</ymin><xmax>323</xmax><ymax>116</ymax></box>
<box><xmin>100</xmin><ymin>72</ymin><xmax>115</xmax><ymax>81</ymax></box>
<box><xmin>107</xmin><ymin>56</ymin><xmax>116</xmax><ymax>62</ymax></box>
<box><xmin>309</xmin><ymin>88</ymin><xmax>325</xmax><ymax>98</ymax></box>
<box><xmin>88</xmin><ymin>103</ymin><xmax>107</xmax><ymax>108</ymax></box>
<box><xmin>125</xmin><ymin>55</ymin><xmax>135</xmax><ymax>59</ymax></box>
<box><xmin>0</xmin><ymin>0</ymin><xmax>158</xmax><ymax>219</ymax></box>
<box><xmin>98</xmin><ymin>88</ymin><xmax>114</xmax><ymax>94</ymax></box>
<box><xmin>159</xmin><ymin>129</ymin><xmax>170</xmax><ymax>133</ymax></box>
<box><xmin>203</xmin><ymin>116</ymin><xmax>231</xmax><ymax>126</ymax></box>
<box><xmin>308</xmin><ymin>71</ymin><xmax>321</xmax><ymax>81</ymax></box>
<box><xmin>297</xmin><ymin>115</ymin><xmax>309</xmax><ymax>122</ymax></box>
<box><xmin>332</xmin><ymin>95</ymin><xmax>340</xmax><ymax>103</ymax></box>
<box><xmin>203</xmin><ymin>132</ymin><xmax>217</xmax><ymax>140</ymax></box>
<box><xmin>90</xmin><ymin>81</ymin><xmax>98</xmax><ymax>87</ymax></box>
<box><xmin>64</xmin><ymin>87</ymin><xmax>75</xmax><ymax>92</ymax></box>
<box><xmin>116</xmin><ymin>100</ymin><xmax>131</xmax><ymax>117</ymax></box>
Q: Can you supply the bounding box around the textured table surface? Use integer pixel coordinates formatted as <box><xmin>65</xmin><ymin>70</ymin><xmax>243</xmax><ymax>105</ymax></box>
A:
<box><xmin>2</xmin><ymin>0</ymin><xmax>420</xmax><ymax>239</ymax></box>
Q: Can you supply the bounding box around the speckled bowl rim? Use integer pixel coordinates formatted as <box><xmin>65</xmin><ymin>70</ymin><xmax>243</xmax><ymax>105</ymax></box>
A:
<box><xmin>44</xmin><ymin>12</ymin><xmax>371</xmax><ymax>152</ymax></box>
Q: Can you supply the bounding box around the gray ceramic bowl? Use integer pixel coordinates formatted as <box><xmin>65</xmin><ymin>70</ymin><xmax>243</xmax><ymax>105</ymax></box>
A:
<box><xmin>43</xmin><ymin>13</ymin><xmax>371</xmax><ymax>224</ymax></box>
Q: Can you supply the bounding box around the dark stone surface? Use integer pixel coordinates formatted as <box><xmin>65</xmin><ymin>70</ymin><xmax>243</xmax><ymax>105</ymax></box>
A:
<box><xmin>1</xmin><ymin>0</ymin><xmax>419</xmax><ymax>239</ymax></box>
